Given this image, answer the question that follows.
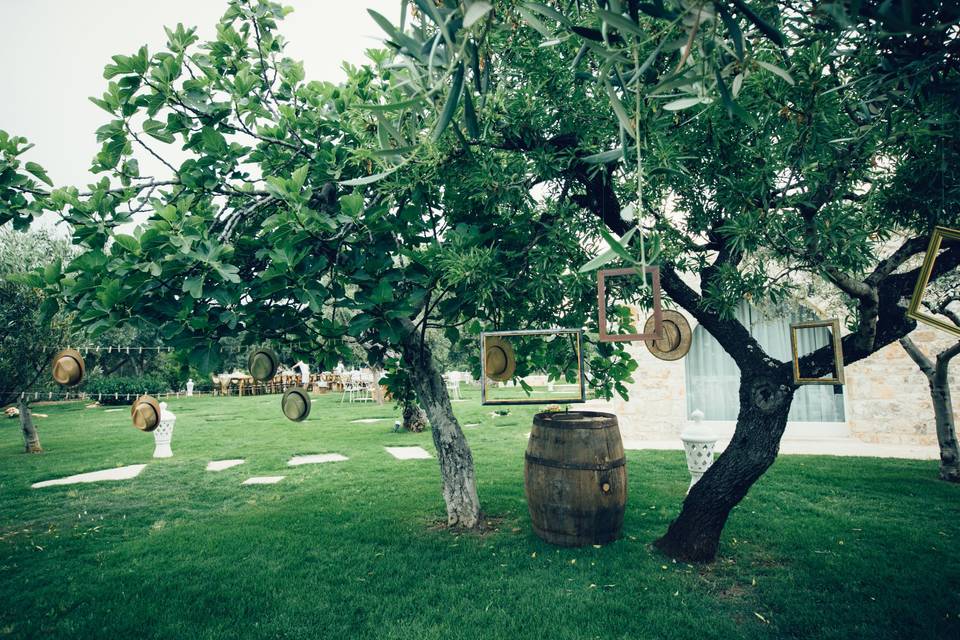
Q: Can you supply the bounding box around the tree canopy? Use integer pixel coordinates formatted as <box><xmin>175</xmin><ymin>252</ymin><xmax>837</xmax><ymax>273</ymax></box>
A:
<box><xmin>2</xmin><ymin>0</ymin><xmax>958</xmax><ymax>560</ymax></box>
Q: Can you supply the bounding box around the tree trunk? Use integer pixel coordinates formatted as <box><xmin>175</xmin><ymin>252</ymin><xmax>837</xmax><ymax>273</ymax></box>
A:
<box><xmin>371</xmin><ymin>367</ymin><xmax>386</xmax><ymax>405</ymax></box>
<box><xmin>19</xmin><ymin>398</ymin><xmax>42</xmax><ymax>453</ymax></box>
<box><xmin>932</xmin><ymin>352</ymin><xmax>960</xmax><ymax>482</ymax></box>
<box><xmin>900</xmin><ymin>337</ymin><xmax>960</xmax><ymax>482</ymax></box>
<box><xmin>400</xmin><ymin>321</ymin><xmax>481</xmax><ymax>529</ymax></box>
<box><xmin>403</xmin><ymin>403</ymin><xmax>428</xmax><ymax>432</ymax></box>
<box><xmin>654</xmin><ymin>374</ymin><xmax>795</xmax><ymax>562</ymax></box>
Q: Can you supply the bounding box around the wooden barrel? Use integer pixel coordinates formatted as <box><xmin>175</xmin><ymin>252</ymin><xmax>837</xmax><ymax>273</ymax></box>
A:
<box><xmin>524</xmin><ymin>411</ymin><xmax>627</xmax><ymax>547</ymax></box>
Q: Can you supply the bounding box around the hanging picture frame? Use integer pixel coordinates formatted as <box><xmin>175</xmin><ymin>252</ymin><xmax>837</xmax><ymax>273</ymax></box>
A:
<box><xmin>906</xmin><ymin>226</ymin><xmax>960</xmax><ymax>339</ymax></box>
<box><xmin>790</xmin><ymin>319</ymin><xmax>845</xmax><ymax>385</ymax></box>
<box><xmin>480</xmin><ymin>329</ymin><xmax>586</xmax><ymax>406</ymax></box>
<box><xmin>597</xmin><ymin>267</ymin><xmax>663</xmax><ymax>342</ymax></box>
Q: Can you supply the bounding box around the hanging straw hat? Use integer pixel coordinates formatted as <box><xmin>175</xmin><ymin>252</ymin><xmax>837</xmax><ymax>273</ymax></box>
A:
<box><xmin>484</xmin><ymin>336</ymin><xmax>516</xmax><ymax>382</ymax></box>
<box><xmin>644</xmin><ymin>310</ymin><xmax>692</xmax><ymax>361</ymax></box>
<box><xmin>248</xmin><ymin>347</ymin><xmax>280</xmax><ymax>382</ymax></box>
<box><xmin>281</xmin><ymin>386</ymin><xmax>312</xmax><ymax>422</ymax></box>
<box><xmin>51</xmin><ymin>348</ymin><xmax>85</xmax><ymax>387</ymax></box>
<box><xmin>131</xmin><ymin>395</ymin><xmax>162</xmax><ymax>432</ymax></box>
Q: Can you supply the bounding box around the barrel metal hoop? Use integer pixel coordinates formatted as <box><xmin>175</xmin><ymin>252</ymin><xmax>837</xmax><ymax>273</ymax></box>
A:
<box><xmin>532</xmin><ymin>421</ymin><xmax>618</xmax><ymax>430</ymax></box>
<box><xmin>525</xmin><ymin>454</ymin><xmax>626</xmax><ymax>471</ymax></box>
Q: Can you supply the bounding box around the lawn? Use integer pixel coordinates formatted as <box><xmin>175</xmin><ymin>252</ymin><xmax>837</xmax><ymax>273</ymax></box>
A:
<box><xmin>1</xmin><ymin>390</ymin><xmax>958</xmax><ymax>640</ymax></box>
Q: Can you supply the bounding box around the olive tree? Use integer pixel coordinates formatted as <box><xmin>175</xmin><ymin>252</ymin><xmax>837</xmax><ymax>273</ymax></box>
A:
<box><xmin>369</xmin><ymin>0</ymin><xmax>960</xmax><ymax>560</ymax></box>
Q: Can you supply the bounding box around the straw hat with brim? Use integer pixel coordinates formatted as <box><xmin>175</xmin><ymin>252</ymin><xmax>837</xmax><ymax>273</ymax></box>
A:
<box><xmin>282</xmin><ymin>387</ymin><xmax>312</xmax><ymax>422</ymax></box>
<box><xmin>51</xmin><ymin>349</ymin><xmax>85</xmax><ymax>387</ymax></box>
<box><xmin>131</xmin><ymin>395</ymin><xmax>162</xmax><ymax>432</ymax></box>
<box><xmin>643</xmin><ymin>310</ymin><xmax>692</xmax><ymax>361</ymax></box>
<box><xmin>248</xmin><ymin>348</ymin><xmax>279</xmax><ymax>382</ymax></box>
<box><xmin>484</xmin><ymin>336</ymin><xmax>517</xmax><ymax>382</ymax></box>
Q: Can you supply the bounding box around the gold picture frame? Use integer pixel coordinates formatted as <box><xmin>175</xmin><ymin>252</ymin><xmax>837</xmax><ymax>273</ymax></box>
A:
<box><xmin>790</xmin><ymin>319</ymin><xmax>845</xmax><ymax>385</ymax></box>
<box><xmin>480</xmin><ymin>329</ymin><xmax>586</xmax><ymax>406</ymax></box>
<box><xmin>597</xmin><ymin>267</ymin><xmax>663</xmax><ymax>342</ymax></box>
<box><xmin>906</xmin><ymin>226</ymin><xmax>960</xmax><ymax>339</ymax></box>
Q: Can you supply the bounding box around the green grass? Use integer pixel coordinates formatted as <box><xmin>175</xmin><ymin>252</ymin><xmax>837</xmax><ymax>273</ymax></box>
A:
<box><xmin>1</xmin><ymin>390</ymin><xmax>959</xmax><ymax>640</ymax></box>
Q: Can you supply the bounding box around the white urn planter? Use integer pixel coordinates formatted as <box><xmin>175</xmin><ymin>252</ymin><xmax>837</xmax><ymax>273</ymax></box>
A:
<box><xmin>152</xmin><ymin>402</ymin><xmax>176</xmax><ymax>458</ymax></box>
<box><xmin>680</xmin><ymin>409</ymin><xmax>719</xmax><ymax>493</ymax></box>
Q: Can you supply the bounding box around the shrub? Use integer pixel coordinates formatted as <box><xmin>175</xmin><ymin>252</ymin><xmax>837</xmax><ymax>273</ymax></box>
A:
<box><xmin>82</xmin><ymin>375</ymin><xmax>170</xmax><ymax>405</ymax></box>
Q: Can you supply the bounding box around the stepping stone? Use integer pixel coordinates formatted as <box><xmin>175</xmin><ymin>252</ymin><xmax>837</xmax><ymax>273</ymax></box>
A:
<box><xmin>104</xmin><ymin>408</ymin><xmax>123</xmax><ymax>413</ymax></box>
<box><xmin>464</xmin><ymin>423</ymin><xmax>480</xmax><ymax>428</ymax></box>
<box><xmin>242</xmin><ymin>476</ymin><xmax>285</xmax><ymax>485</ymax></box>
<box><xmin>207</xmin><ymin>459</ymin><xmax>245</xmax><ymax>471</ymax></box>
<box><xmin>385</xmin><ymin>446</ymin><xmax>432</xmax><ymax>460</ymax></box>
<box><xmin>32</xmin><ymin>464</ymin><xmax>146</xmax><ymax>489</ymax></box>
<box><xmin>288</xmin><ymin>454</ymin><xmax>348</xmax><ymax>466</ymax></box>
<box><xmin>351</xmin><ymin>418</ymin><xmax>388</xmax><ymax>424</ymax></box>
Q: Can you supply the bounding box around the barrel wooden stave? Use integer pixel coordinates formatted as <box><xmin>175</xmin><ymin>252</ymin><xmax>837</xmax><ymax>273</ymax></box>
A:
<box><xmin>524</xmin><ymin>411</ymin><xmax>627</xmax><ymax>547</ymax></box>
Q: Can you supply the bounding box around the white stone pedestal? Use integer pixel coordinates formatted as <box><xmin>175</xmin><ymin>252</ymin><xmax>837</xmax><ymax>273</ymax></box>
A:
<box><xmin>680</xmin><ymin>409</ymin><xmax>719</xmax><ymax>493</ymax></box>
<box><xmin>153</xmin><ymin>402</ymin><xmax>176</xmax><ymax>458</ymax></box>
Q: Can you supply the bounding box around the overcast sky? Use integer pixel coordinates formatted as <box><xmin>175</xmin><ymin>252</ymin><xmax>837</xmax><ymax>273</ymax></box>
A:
<box><xmin>0</xmin><ymin>0</ymin><xmax>398</xmax><ymax>190</ymax></box>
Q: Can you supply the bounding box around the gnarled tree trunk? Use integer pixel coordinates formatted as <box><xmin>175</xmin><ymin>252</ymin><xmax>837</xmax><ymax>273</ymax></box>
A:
<box><xmin>400</xmin><ymin>320</ymin><xmax>481</xmax><ymax>528</ymax></box>
<box><xmin>19</xmin><ymin>398</ymin><xmax>42</xmax><ymax>453</ymax></box>
<box><xmin>654</xmin><ymin>372</ymin><xmax>795</xmax><ymax>561</ymax></box>
<box><xmin>901</xmin><ymin>336</ymin><xmax>960</xmax><ymax>482</ymax></box>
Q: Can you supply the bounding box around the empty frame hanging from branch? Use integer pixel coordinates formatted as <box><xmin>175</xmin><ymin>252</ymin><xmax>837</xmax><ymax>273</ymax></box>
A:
<box><xmin>597</xmin><ymin>267</ymin><xmax>663</xmax><ymax>342</ymax></box>
<box><xmin>790</xmin><ymin>319</ymin><xmax>845</xmax><ymax>385</ymax></box>
<box><xmin>480</xmin><ymin>329</ymin><xmax>586</xmax><ymax>406</ymax></box>
<box><xmin>907</xmin><ymin>226</ymin><xmax>960</xmax><ymax>339</ymax></box>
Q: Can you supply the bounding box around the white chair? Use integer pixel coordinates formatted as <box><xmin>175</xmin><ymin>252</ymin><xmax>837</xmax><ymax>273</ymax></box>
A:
<box><xmin>445</xmin><ymin>372</ymin><xmax>462</xmax><ymax>400</ymax></box>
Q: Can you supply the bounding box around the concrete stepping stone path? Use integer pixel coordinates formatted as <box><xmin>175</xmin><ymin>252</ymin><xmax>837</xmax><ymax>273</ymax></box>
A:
<box><xmin>288</xmin><ymin>454</ymin><xmax>348</xmax><ymax>466</ymax></box>
<box><xmin>207</xmin><ymin>459</ymin><xmax>245</xmax><ymax>471</ymax></box>
<box><xmin>385</xmin><ymin>446</ymin><xmax>432</xmax><ymax>460</ymax></box>
<box><xmin>32</xmin><ymin>464</ymin><xmax>147</xmax><ymax>489</ymax></box>
<box><xmin>351</xmin><ymin>418</ymin><xmax>389</xmax><ymax>424</ymax></box>
<box><xmin>242</xmin><ymin>476</ymin><xmax>285</xmax><ymax>485</ymax></box>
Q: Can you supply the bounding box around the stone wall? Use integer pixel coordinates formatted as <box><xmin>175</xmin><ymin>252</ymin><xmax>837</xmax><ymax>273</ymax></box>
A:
<box><xmin>587</xmin><ymin>309</ymin><xmax>960</xmax><ymax>446</ymax></box>
<box><xmin>845</xmin><ymin>325</ymin><xmax>960</xmax><ymax>446</ymax></box>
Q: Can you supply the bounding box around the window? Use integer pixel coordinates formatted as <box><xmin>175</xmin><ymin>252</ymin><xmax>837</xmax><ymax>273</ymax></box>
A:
<box><xmin>684</xmin><ymin>302</ymin><xmax>845</xmax><ymax>422</ymax></box>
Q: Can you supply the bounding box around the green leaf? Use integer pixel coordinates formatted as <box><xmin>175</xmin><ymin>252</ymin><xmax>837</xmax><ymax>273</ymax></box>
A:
<box><xmin>340</xmin><ymin>192</ymin><xmax>364</xmax><ymax>217</ymax></box>
<box><xmin>370</xmin><ymin>280</ymin><xmax>394</xmax><ymax>304</ymax></box>
<box><xmin>582</xmin><ymin>147</ymin><xmax>624</xmax><ymax>165</ymax></box>
<box><xmin>98</xmin><ymin>279</ymin><xmax>122</xmax><ymax>308</ymax></box>
<box><xmin>517</xmin><ymin>6</ymin><xmax>555</xmax><ymax>38</ymax></box>
<box><xmin>432</xmin><ymin>62</ymin><xmax>465</xmax><ymax>142</ymax></box>
<box><xmin>113</xmin><ymin>233</ymin><xmax>140</xmax><ymax>253</ymax></box>
<box><xmin>24</xmin><ymin>162</ymin><xmax>53</xmax><ymax>186</ymax></box>
<box><xmin>43</xmin><ymin>259</ymin><xmax>61</xmax><ymax>285</ymax></box>
<box><xmin>597</xmin><ymin>225</ymin><xmax>640</xmax><ymax>266</ymax></box>
<box><xmin>464</xmin><ymin>1</ymin><xmax>493</xmax><ymax>29</ymax></box>
<box><xmin>523</xmin><ymin>2</ymin><xmax>569</xmax><ymax>25</ymax></box>
<box><xmin>580</xmin><ymin>227</ymin><xmax>638</xmax><ymax>272</ymax></box>
<box><xmin>291</xmin><ymin>164</ymin><xmax>309</xmax><ymax>190</ymax></box>
<box><xmin>598</xmin><ymin>10</ymin><xmax>644</xmax><ymax>37</ymax></box>
<box><xmin>463</xmin><ymin>89</ymin><xmax>480</xmax><ymax>138</ymax></box>
<box><xmin>359</xmin><ymin>97</ymin><xmax>428</xmax><ymax>112</ymax></box>
<box><xmin>339</xmin><ymin>167</ymin><xmax>399</xmax><ymax>187</ymax></box>
<box><xmin>603</xmin><ymin>80</ymin><xmax>636</xmax><ymax>138</ymax></box>
<box><xmin>663</xmin><ymin>96</ymin><xmax>710</xmax><ymax>111</ymax></box>
<box><xmin>183</xmin><ymin>275</ymin><xmax>204</xmax><ymax>299</ymax></box>
<box><xmin>755</xmin><ymin>60</ymin><xmax>795</xmax><ymax>86</ymax></box>
<box><xmin>717</xmin><ymin>4</ymin><xmax>744</xmax><ymax>61</ymax></box>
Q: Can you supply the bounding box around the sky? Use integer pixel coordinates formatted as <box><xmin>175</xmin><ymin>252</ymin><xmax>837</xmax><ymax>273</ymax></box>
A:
<box><xmin>0</xmin><ymin>0</ymin><xmax>398</xmax><ymax>191</ymax></box>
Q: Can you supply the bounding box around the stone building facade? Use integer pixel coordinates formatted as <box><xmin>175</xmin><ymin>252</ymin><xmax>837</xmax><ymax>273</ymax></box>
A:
<box><xmin>585</xmin><ymin>308</ymin><xmax>960</xmax><ymax>447</ymax></box>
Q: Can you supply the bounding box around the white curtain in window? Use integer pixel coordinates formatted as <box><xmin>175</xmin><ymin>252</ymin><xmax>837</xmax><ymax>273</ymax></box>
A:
<box><xmin>685</xmin><ymin>302</ymin><xmax>845</xmax><ymax>422</ymax></box>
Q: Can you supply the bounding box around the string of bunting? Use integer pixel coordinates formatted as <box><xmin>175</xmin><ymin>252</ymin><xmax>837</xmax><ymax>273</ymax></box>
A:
<box><xmin>8</xmin><ymin>382</ymin><xmax>303</xmax><ymax>403</ymax></box>
<box><xmin>34</xmin><ymin>342</ymin><xmax>321</xmax><ymax>355</ymax></box>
